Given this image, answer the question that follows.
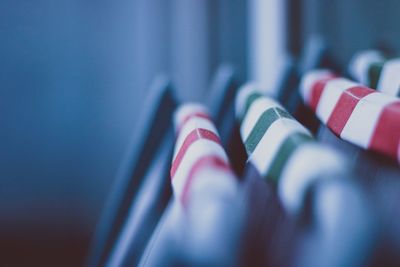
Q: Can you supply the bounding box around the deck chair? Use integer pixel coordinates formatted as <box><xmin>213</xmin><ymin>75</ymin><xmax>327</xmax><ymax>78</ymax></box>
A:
<box><xmin>86</xmin><ymin>77</ymin><xmax>177</xmax><ymax>267</ymax></box>
<box><xmin>137</xmin><ymin>65</ymin><xmax>247</xmax><ymax>266</ymax></box>
<box><xmin>139</xmin><ymin>104</ymin><xmax>245</xmax><ymax>267</ymax></box>
<box><xmin>235</xmin><ymin>84</ymin><xmax>377</xmax><ymax>267</ymax></box>
<box><xmin>300</xmin><ymin>70</ymin><xmax>400</xmax><ymax>265</ymax></box>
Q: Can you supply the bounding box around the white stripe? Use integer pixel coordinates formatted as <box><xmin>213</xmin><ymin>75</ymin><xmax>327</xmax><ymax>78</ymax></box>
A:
<box><xmin>377</xmin><ymin>58</ymin><xmax>400</xmax><ymax>96</ymax></box>
<box><xmin>173</xmin><ymin>117</ymin><xmax>218</xmax><ymax>161</ymax></box>
<box><xmin>188</xmin><ymin>167</ymin><xmax>237</xmax><ymax>206</ymax></box>
<box><xmin>240</xmin><ymin>97</ymin><xmax>283</xmax><ymax>141</ymax></box>
<box><xmin>249</xmin><ymin>118</ymin><xmax>311</xmax><ymax>176</ymax></box>
<box><xmin>278</xmin><ymin>143</ymin><xmax>346</xmax><ymax>213</ymax></box>
<box><xmin>174</xmin><ymin>103</ymin><xmax>209</xmax><ymax>132</ymax></box>
<box><xmin>340</xmin><ymin>92</ymin><xmax>396</xmax><ymax>148</ymax></box>
<box><xmin>349</xmin><ymin>50</ymin><xmax>384</xmax><ymax>85</ymax></box>
<box><xmin>172</xmin><ymin>139</ymin><xmax>228</xmax><ymax>199</ymax></box>
<box><xmin>300</xmin><ymin>69</ymin><xmax>333</xmax><ymax>103</ymax></box>
<box><xmin>316</xmin><ymin>78</ymin><xmax>359</xmax><ymax>123</ymax></box>
<box><xmin>235</xmin><ymin>83</ymin><xmax>260</xmax><ymax>120</ymax></box>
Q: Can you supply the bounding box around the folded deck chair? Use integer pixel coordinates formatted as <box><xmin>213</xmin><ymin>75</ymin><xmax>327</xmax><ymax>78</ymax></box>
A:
<box><xmin>108</xmin><ymin>65</ymin><xmax>246</xmax><ymax>266</ymax></box>
<box><xmin>300</xmin><ymin>69</ymin><xmax>400</xmax><ymax>266</ymax></box>
<box><xmin>138</xmin><ymin>104</ymin><xmax>244</xmax><ymax>267</ymax></box>
<box><xmin>136</xmin><ymin>65</ymin><xmax>247</xmax><ymax>266</ymax></box>
<box><xmin>235</xmin><ymin>83</ymin><xmax>377</xmax><ymax>267</ymax></box>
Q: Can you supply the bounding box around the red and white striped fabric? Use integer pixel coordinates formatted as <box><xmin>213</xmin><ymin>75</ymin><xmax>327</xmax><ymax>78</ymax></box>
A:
<box><xmin>171</xmin><ymin>103</ymin><xmax>237</xmax><ymax>206</ymax></box>
<box><xmin>301</xmin><ymin>70</ymin><xmax>400</xmax><ymax>164</ymax></box>
<box><xmin>170</xmin><ymin>104</ymin><xmax>243</xmax><ymax>265</ymax></box>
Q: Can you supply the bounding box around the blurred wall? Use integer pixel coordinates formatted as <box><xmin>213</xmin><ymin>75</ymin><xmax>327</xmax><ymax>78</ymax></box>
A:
<box><xmin>0</xmin><ymin>0</ymin><xmax>246</xmax><ymax>265</ymax></box>
<box><xmin>301</xmin><ymin>0</ymin><xmax>400</xmax><ymax>67</ymax></box>
<box><xmin>248</xmin><ymin>0</ymin><xmax>286</xmax><ymax>95</ymax></box>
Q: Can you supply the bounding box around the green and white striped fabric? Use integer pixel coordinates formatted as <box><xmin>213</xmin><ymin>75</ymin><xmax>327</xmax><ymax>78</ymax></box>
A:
<box><xmin>236</xmin><ymin>83</ymin><xmax>346</xmax><ymax>213</ymax></box>
<box><xmin>349</xmin><ymin>50</ymin><xmax>400</xmax><ymax>97</ymax></box>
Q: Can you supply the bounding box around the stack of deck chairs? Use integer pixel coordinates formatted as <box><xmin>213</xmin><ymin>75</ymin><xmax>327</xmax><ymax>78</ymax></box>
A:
<box><xmin>85</xmin><ymin>43</ymin><xmax>400</xmax><ymax>267</ymax></box>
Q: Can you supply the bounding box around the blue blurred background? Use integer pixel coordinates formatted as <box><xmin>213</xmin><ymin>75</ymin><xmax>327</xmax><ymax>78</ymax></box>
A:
<box><xmin>1</xmin><ymin>0</ymin><xmax>400</xmax><ymax>265</ymax></box>
<box><xmin>0</xmin><ymin>1</ymin><xmax>248</xmax><ymax>265</ymax></box>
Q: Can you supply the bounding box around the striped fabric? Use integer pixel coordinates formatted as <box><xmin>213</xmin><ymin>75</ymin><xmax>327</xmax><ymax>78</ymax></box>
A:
<box><xmin>349</xmin><ymin>50</ymin><xmax>400</xmax><ymax>97</ymax></box>
<box><xmin>171</xmin><ymin>103</ymin><xmax>237</xmax><ymax>206</ymax></box>
<box><xmin>301</xmin><ymin>70</ymin><xmax>400</xmax><ymax>164</ymax></box>
<box><xmin>236</xmin><ymin>84</ymin><xmax>346</xmax><ymax>212</ymax></box>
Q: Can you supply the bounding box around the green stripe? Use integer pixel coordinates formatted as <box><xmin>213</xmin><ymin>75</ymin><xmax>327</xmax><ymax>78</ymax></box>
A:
<box><xmin>241</xmin><ymin>91</ymin><xmax>262</xmax><ymax>122</ymax></box>
<box><xmin>368</xmin><ymin>62</ymin><xmax>384</xmax><ymax>89</ymax></box>
<box><xmin>244</xmin><ymin>107</ymin><xmax>293</xmax><ymax>154</ymax></box>
<box><xmin>266</xmin><ymin>132</ymin><xmax>313</xmax><ymax>183</ymax></box>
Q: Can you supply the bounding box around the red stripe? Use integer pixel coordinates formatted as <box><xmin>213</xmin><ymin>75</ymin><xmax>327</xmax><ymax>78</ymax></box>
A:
<box><xmin>176</xmin><ymin>112</ymin><xmax>211</xmax><ymax>134</ymax></box>
<box><xmin>170</xmin><ymin>128</ymin><xmax>221</xmax><ymax>179</ymax></box>
<box><xmin>181</xmin><ymin>155</ymin><xmax>232</xmax><ymax>206</ymax></box>
<box><xmin>309</xmin><ymin>76</ymin><xmax>337</xmax><ymax>112</ymax></box>
<box><xmin>369</xmin><ymin>101</ymin><xmax>400</xmax><ymax>160</ymax></box>
<box><xmin>327</xmin><ymin>86</ymin><xmax>374</xmax><ymax>135</ymax></box>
